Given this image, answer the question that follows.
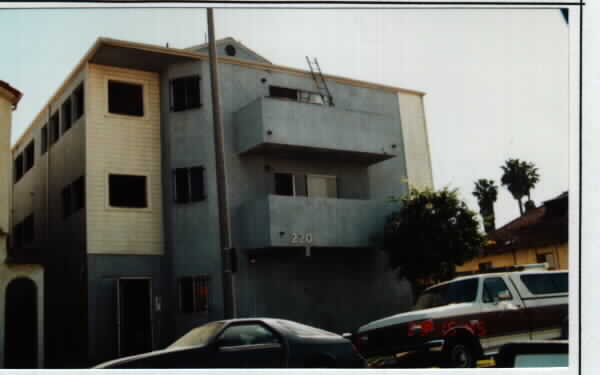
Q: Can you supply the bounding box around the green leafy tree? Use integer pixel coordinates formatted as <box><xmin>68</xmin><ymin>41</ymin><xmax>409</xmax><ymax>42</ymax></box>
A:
<box><xmin>380</xmin><ymin>187</ymin><xmax>484</xmax><ymax>294</ymax></box>
<box><xmin>472</xmin><ymin>179</ymin><xmax>498</xmax><ymax>233</ymax></box>
<box><xmin>500</xmin><ymin>158</ymin><xmax>540</xmax><ymax>216</ymax></box>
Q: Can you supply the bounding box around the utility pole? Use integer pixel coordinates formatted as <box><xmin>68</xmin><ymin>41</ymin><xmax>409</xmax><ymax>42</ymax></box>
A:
<box><xmin>207</xmin><ymin>8</ymin><xmax>236</xmax><ymax>319</ymax></box>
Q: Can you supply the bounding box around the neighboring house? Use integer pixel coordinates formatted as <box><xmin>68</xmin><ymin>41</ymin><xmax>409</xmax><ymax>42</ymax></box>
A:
<box><xmin>456</xmin><ymin>192</ymin><xmax>568</xmax><ymax>275</ymax></box>
<box><xmin>0</xmin><ymin>81</ymin><xmax>45</xmax><ymax>370</ymax></box>
<box><xmin>10</xmin><ymin>37</ymin><xmax>433</xmax><ymax>368</ymax></box>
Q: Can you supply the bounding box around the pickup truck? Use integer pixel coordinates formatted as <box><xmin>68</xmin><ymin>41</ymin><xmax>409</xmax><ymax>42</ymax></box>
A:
<box><xmin>354</xmin><ymin>270</ymin><xmax>568</xmax><ymax>368</ymax></box>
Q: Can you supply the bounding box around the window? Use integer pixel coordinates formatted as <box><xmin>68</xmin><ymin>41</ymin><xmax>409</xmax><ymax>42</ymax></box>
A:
<box><xmin>307</xmin><ymin>175</ymin><xmax>337</xmax><ymax>198</ymax></box>
<box><xmin>217</xmin><ymin>324</ymin><xmax>280</xmax><ymax>347</ymax></box>
<box><xmin>108</xmin><ymin>80</ymin><xmax>144</xmax><ymax>116</ymax></box>
<box><xmin>109</xmin><ymin>174</ymin><xmax>147</xmax><ymax>208</ymax></box>
<box><xmin>536</xmin><ymin>253</ymin><xmax>556</xmax><ymax>269</ymax></box>
<box><xmin>273</xmin><ymin>173</ymin><xmax>336</xmax><ymax>198</ymax></box>
<box><xmin>170</xmin><ymin>76</ymin><xmax>201</xmax><ymax>112</ymax></box>
<box><xmin>50</xmin><ymin>112</ymin><xmax>60</xmax><ymax>144</ymax></box>
<box><xmin>178</xmin><ymin>276</ymin><xmax>209</xmax><ymax>313</ymax></box>
<box><xmin>41</xmin><ymin>124</ymin><xmax>48</xmax><ymax>155</ymax></box>
<box><xmin>482</xmin><ymin>277</ymin><xmax>513</xmax><ymax>303</ymax></box>
<box><xmin>274</xmin><ymin>173</ymin><xmax>294</xmax><ymax>196</ymax></box>
<box><xmin>14</xmin><ymin>153</ymin><xmax>23</xmax><ymax>183</ymax></box>
<box><xmin>520</xmin><ymin>273</ymin><xmax>568</xmax><ymax>295</ymax></box>
<box><xmin>414</xmin><ymin>278</ymin><xmax>479</xmax><ymax>310</ymax></box>
<box><xmin>62</xmin><ymin>176</ymin><xmax>85</xmax><ymax>219</ymax></box>
<box><xmin>269</xmin><ymin>85</ymin><xmax>330</xmax><ymax>105</ymax></box>
<box><xmin>23</xmin><ymin>214</ymin><xmax>34</xmax><ymax>245</ymax></box>
<box><xmin>73</xmin><ymin>83</ymin><xmax>84</xmax><ymax>120</ymax></box>
<box><xmin>24</xmin><ymin>141</ymin><xmax>34</xmax><ymax>173</ymax></box>
<box><xmin>478</xmin><ymin>262</ymin><xmax>492</xmax><ymax>271</ymax></box>
<box><xmin>173</xmin><ymin>167</ymin><xmax>205</xmax><ymax>203</ymax></box>
<box><xmin>62</xmin><ymin>98</ymin><xmax>72</xmax><ymax>132</ymax></box>
<box><xmin>62</xmin><ymin>185</ymin><xmax>72</xmax><ymax>218</ymax></box>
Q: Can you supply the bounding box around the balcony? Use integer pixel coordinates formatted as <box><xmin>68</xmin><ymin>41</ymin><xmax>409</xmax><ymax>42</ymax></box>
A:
<box><xmin>234</xmin><ymin>97</ymin><xmax>400</xmax><ymax>165</ymax></box>
<box><xmin>238</xmin><ymin>195</ymin><xmax>398</xmax><ymax>250</ymax></box>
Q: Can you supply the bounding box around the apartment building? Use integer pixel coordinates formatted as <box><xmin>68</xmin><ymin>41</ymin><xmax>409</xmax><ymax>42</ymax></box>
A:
<box><xmin>10</xmin><ymin>37</ymin><xmax>433</xmax><ymax>367</ymax></box>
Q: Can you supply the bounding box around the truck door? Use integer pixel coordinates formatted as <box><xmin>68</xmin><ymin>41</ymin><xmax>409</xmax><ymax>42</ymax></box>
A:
<box><xmin>479</xmin><ymin>276</ymin><xmax>529</xmax><ymax>354</ymax></box>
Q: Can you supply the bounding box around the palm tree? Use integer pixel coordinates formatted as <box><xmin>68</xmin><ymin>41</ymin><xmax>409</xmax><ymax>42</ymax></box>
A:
<box><xmin>500</xmin><ymin>158</ymin><xmax>540</xmax><ymax>216</ymax></box>
<box><xmin>472</xmin><ymin>179</ymin><xmax>498</xmax><ymax>233</ymax></box>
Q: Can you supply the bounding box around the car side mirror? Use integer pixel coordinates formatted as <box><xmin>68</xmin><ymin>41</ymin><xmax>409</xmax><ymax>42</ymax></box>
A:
<box><xmin>497</xmin><ymin>290</ymin><xmax>511</xmax><ymax>301</ymax></box>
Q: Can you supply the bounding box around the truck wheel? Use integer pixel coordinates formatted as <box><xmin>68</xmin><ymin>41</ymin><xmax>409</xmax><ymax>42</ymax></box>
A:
<box><xmin>446</xmin><ymin>341</ymin><xmax>476</xmax><ymax>368</ymax></box>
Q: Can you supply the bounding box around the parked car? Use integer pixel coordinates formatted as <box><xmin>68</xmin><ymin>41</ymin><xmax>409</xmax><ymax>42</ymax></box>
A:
<box><xmin>353</xmin><ymin>270</ymin><xmax>568</xmax><ymax>368</ymax></box>
<box><xmin>94</xmin><ymin>318</ymin><xmax>366</xmax><ymax>369</ymax></box>
<box><xmin>494</xmin><ymin>341</ymin><xmax>568</xmax><ymax>367</ymax></box>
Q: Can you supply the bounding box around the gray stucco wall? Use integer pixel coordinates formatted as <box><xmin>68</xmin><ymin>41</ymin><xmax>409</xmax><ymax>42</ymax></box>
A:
<box><xmin>161</xmin><ymin>58</ymin><xmax>411</xmax><ymax>334</ymax></box>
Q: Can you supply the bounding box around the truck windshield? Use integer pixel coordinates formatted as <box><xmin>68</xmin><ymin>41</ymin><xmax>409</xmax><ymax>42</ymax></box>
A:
<box><xmin>414</xmin><ymin>278</ymin><xmax>479</xmax><ymax>310</ymax></box>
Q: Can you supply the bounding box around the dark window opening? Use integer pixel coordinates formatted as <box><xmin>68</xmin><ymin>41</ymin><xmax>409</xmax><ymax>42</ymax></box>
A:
<box><xmin>178</xmin><ymin>276</ymin><xmax>209</xmax><ymax>313</ymax></box>
<box><xmin>225</xmin><ymin>44</ymin><xmax>237</xmax><ymax>57</ymax></box>
<box><xmin>62</xmin><ymin>98</ymin><xmax>72</xmax><ymax>132</ymax></box>
<box><xmin>73</xmin><ymin>84</ymin><xmax>84</xmax><ymax>120</ymax></box>
<box><xmin>274</xmin><ymin>173</ymin><xmax>294</xmax><ymax>196</ymax></box>
<box><xmin>14</xmin><ymin>153</ymin><xmax>24</xmax><ymax>183</ymax></box>
<box><xmin>108</xmin><ymin>80</ymin><xmax>144</xmax><ymax>117</ymax></box>
<box><xmin>73</xmin><ymin>176</ymin><xmax>85</xmax><ymax>212</ymax></box>
<box><xmin>170</xmin><ymin>76</ymin><xmax>201</xmax><ymax>112</ymax></box>
<box><xmin>173</xmin><ymin>167</ymin><xmax>205</xmax><ymax>203</ymax></box>
<box><xmin>41</xmin><ymin>125</ymin><xmax>48</xmax><ymax>155</ymax></box>
<box><xmin>50</xmin><ymin>113</ymin><xmax>60</xmax><ymax>144</ymax></box>
<box><xmin>269</xmin><ymin>86</ymin><xmax>298</xmax><ymax>101</ymax></box>
<box><xmin>24</xmin><ymin>141</ymin><xmax>34</xmax><ymax>173</ymax></box>
<box><xmin>109</xmin><ymin>174</ymin><xmax>147</xmax><ymax>208</ymax></box>
<box><xmin>62</xmin><ymin>186</ymin><xmax>72</xmax><ymax>219</ymax></box>
<box><xmin>23</xmin><ymin>214</ymin><xmax>34</xmax><ymax>245</ymax></box>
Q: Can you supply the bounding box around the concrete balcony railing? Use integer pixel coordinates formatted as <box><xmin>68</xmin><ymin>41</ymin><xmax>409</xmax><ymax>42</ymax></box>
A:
<box><xmin>234</xmin><ymin>97</ymin><xmax>400</xmax><ymax>165</ymax></box>
<box><xmin>238</xmin><ymin>195</ymin><xmax>398</xmax><ymax>250</ymax></box>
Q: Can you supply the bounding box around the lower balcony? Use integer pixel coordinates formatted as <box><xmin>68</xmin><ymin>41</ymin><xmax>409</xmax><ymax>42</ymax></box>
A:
<box><xmin>238</xmin><ymin>195</ymin><xmax>397</xmax><ymax>250</ymax></box>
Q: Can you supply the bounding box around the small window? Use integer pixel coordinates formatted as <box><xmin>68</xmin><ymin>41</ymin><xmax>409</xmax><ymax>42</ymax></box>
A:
<box><xmin>520</xmin><ymin>273</ymin><xmax>568</xmax><ymax>295</ymax></box>
<box><xmin>217</xmin><ymin>324</ymin><xmax>280</xmax><ymax>347</ymax></box>
<box><xmin>72</xmin><ymin>176</ymin><xmax>85</xmax><ymax>212</ymax></box>
<box><xmin>73</xmin><ymin>83</ymin><xmax>84</xmax><ymax>120</ymax></box>
<box><xmin>24</xmin><ymin>141</ymin><xmax>34</xmax><ymax>172</ymax></box>
<box><xmin>536</xmin><ymin>253</ymin><xmax>556</xmax><ymax>269</ymax></box>
<box><xmin>482</xmin><ymin>277</ymin><xmax>513</xmax><ymax>303</ymax></box>
<box><xmin>178</xmin><ymin>276</ymin><xmax>209</xmax><ymax>313</ymax></box>
<box><xmin>41</xmin><ymin>125</ymin><xmax>48</xmax><ymax>155</ymax></box>
<box><xmin>23</xmin><ymin>214</ymin><xmax>34</xmax><ymax>245</ymax></box>
<box><xmin>108</xmin><ymin>80</ymin><xmax>144</xmax><ymax>116</ymax></box>
<box><xmin>307</xmin><ymin>175</ymin><xmax>337</xmax><ymax>198</ymax></box>
<box><xmin>62</xmin><ymin>185</ymin><xmax>72</xmax><ymax>218</ymax></box>
<box><xmin>170</xmin><ymin>76</ymin><xmax>201</xmax><ymax>112</ymax></box>
<box><xmin>173</xmin><ymin>167</ymin><xmax>205</xmax><ymax>203</ymax></box>
<box><xmin>62</xmin><ymin>98</ymin><xmax>72</xmax><ymax>132</ymax></box>
<box><xmin>14</xmin><ymin>153</ymin><xmax>24</xmax><ymax>183</ymax></box>
<box><xmin>269</xmin><ymin>86</ymin><xmax>298</xmax><ymax>100</ymax></box>
<box><xmin>274</xmin><ymin>173</ymin><xmax>294</xmax><ymax>196</ymax></box>
<box><xmin>50</xmin><ymin>112</ymin><xmax>60</xmax><ymax>144</ymax></box>
<box><xmin>108</xmin><ymin>174</ymin><xmax>147</xmax><ymax>208</ymax></box>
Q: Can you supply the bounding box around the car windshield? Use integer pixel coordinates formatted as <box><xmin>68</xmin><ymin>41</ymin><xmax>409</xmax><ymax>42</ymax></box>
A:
<box><xmin>168</xmin><ymin>321</ymin><xmax>225</xmax><ymax>349</ymax></box>
<box><xmin>414</xmin><ymin>278</ymin><xmax>479</xmax><ymax>310</ymax></box>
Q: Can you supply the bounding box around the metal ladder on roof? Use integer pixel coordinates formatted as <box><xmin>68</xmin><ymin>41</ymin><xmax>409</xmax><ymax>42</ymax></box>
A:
<box><xmin>306</xmin><ymin>57</ymin><xmax>334</xmax><ymax>107</ymax></box>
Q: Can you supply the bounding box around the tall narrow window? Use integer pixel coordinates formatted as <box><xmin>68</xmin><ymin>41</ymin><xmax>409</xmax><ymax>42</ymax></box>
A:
<box><xmin>73</xmin><ymin>83</ymin><xmax>84</xmax><ymax>120</ymax></box>
<box><xmin>108</xmin><ymin>80</ymin><xmax>144</xmax><ymax>116</ymax></box>
<box><xmin>24</xmin><ymin>141</ymin><xmax>34</xmax><ymax>173</ymax></box>
<box><xmin>50</xmin><ymin>112</ymin><xmax>60</xmax><ymax>144</ymax></box>
<box><xmin>173</xmin><ymin>167</ymin><xmax>205</xmax><ymax>203</ymax></box>
<box><xmin>108</xmin><ymin>174</ymin><xmax>148</xmax><ymax>208</ymax></box>
<box><xmin>41</xmin><ymin>124</ymin><xmax>48</xmax><ymax>155</ymax></box>
<box><xmin>14</xmin><ymin>153</ymin><xmax>24</xmax><ymax>183</ymax></box>
<box><xmin>178</xmin><ymin>276</ymin><xmax>209</xmax><ymax>313</ymax></box>
<box><xmin>62</xmin><ymin>98</ymin><xmax>72</xmax><ymax>132</ymax></box>
<box><xmin>170</xmin><ymin>76</ymin><xmax>201</xmax><ymax>112</ymax></box>
<box><xmin>72</xmin><ymin>176</ymin><xmax>85</xmax><ymax>212</ymax></box>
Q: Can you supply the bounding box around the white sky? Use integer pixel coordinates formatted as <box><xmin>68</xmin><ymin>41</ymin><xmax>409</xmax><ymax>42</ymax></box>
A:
<box><xmin>0</xmin><ymin>6</ymin><xmax>570</xmax><ymax>228</ymax></box>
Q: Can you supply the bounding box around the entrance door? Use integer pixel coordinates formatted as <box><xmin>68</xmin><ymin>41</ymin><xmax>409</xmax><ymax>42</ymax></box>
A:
<box><xmin>117</xmin><ymin>278</ymin><xmax>153</xmax><ymax>357</ymax></box>
<box><xmin>5</xmin><ymin>277</ymin><xmax>37</xmax><ymax>368</ymax></box>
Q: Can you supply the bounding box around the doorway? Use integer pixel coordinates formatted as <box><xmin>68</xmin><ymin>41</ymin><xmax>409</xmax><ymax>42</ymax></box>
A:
<box><xmin>5</xmin><ymin>277</ymin><xmax>38</xmax><ymax>368</ymax></box>
<box><xmin>117</xmin><ymin>278</ymin><xmax>153</xmax><ymax>357</ymax></box>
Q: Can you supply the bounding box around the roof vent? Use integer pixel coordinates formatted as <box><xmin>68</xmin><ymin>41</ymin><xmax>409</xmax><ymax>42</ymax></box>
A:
<box><xmin>225</xmin><ymin>44</ymin><xmax>236</xmax><ymax>57</ymax></box>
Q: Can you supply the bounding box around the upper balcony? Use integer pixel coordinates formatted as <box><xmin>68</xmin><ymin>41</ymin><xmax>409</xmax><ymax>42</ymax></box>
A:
<box><xmin>238</xmin><ymin>195</ymin><xmax>397</xmax><ymax>250</ymax></box>
<box><xmin>233</xmin><ymin>97</ymin><xmax>400</xmax><ymax>165</ymax></box>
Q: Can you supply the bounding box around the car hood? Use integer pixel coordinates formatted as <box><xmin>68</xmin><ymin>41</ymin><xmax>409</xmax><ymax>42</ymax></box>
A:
<box><xmin>93</xmin><ymin>345</ymin><xmax>202</xmax><ymax>368</ymax></box>
<box><xmin>357</xmin><ymin>303</ymin><xmax>477</xmax><ymax>333</ymax></box>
